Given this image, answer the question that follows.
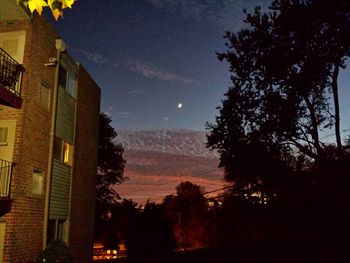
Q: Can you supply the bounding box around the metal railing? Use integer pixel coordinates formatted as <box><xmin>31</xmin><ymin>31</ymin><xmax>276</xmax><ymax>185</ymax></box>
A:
<box><xmin>0</xmin><ymin>47</ymin><xmax>24</xmax><ymax>97</ymax></box>
<box><xmin>0</xmin><ymin>159</ymin><xmax>14</xmax><ymax>198</ymax></box>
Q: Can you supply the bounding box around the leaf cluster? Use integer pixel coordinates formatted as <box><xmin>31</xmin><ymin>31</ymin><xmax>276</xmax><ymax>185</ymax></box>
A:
<box><xmin>17</xmin><ymin>0</ymin><xmax>75</xmax><ymax>20</ymax></box>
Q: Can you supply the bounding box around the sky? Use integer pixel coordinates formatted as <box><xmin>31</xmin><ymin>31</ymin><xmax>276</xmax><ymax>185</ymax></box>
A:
<box><xmin>46</xmin><ymin>0</ymin><xmax>350</xmax><ymax>203</ymax></box>
<box><xmin>48</xmin><ymin>0</ymin><xmax>272</xmax><ymax>131</ymax></box>
<box><xmin>48</xmin><ymin>0</ymin><xmax>350</xmax><ymax>134</ymax></box>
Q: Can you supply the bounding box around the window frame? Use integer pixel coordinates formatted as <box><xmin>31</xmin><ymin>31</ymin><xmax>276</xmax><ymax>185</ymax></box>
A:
<box><xmin>38</xmin><ymin>80</ymin><xmax>51</xmax><ymax>109</ymax></box>
<box><xmin>53</xmin><ymin>136</ymin><xmax>74</xmax><ymax>166</ymax></box>
<box><xmin>58</xmin><ymin>64</ymin><xmax>77</xmax><ymax>99</ymax></box>
<box><xmin>32</xmin><ymin>168</ymin><xmax>44</xmax><ymax>195</ymax></box>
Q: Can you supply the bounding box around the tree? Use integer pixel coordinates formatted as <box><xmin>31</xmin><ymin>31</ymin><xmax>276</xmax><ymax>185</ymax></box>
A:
<box><xmin>127</xmin><ymin>202</ymin><xmax>176</xmax><ymax>261</ymax></box>
<box><xmin>16</xmin><ymin>0</ymin><xmax>76</xmax><ymax>20</ymax></box>
<box><xmin>207</xmin><ymin>0</ymin><xmax>350</xmax><ymax>190</ymax></box>
<box><xmin>95</xmin><ymin>113</ymin><xmax>126</xmax><ymax>242</ymax></box>
<box><xmin>101</xmin><ymin>199</ymin><xmax>139</xmax><ymax>250</ymax></box>
<box><xmin>97</xmin><ymin>112</ymin><xmax>126</xmax><ymax>204</ymax></box>
<box><xmin>164</xmin><ymin>182</ymin><xmax>209</xmax><ymax>249</ymax></box>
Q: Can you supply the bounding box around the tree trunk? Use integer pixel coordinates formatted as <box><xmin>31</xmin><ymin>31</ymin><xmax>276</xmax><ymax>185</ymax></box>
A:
<box><xmin>331</xmin><ymin>61</ymin><xmax>342</xmax><ymax>151</ymax></box>
<box><xmin>303</xmin><ymin>95</ymin><xmax>322</xmax><ymax>158</ymax></box>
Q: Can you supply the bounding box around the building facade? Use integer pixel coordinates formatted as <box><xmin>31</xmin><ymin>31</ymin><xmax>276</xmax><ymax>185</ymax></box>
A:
<box><xmin>0</xmin><ymin>1</ymin><xmax>100</xmax><ymax>262</ymax></box>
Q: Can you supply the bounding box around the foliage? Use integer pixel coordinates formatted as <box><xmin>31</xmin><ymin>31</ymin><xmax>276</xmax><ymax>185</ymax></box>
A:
<box><xmin>206</xmin><ymin>0</ymin><xmax>350</xmax><ymax>192</ymax></box>
<box><xmin>127</xmin><ymin>202</ymin><xmax>176</xmax><ymax>261</ymax></box>
<box><xmin>17</xmin><ymin>0</ymin><xmax>75</xmax><ymax>20</ymax></box>
<box><xmin>97</xmin><ymin>112</ymin><xmax>126</xmax><ymax>204</ymax></box>
<box><xmin>164</xmin><ymin>181</ymin><xmax>209</xmax><ymax>249</ymax></box>
<box><xmin>99</xmin><ymin>199</ymin><xmax>140</xmax><ymax>249</ymax></box>
<box><xmin>95</xmin><ymin>113</ymin><xmax>126</xmax><ymax>242</ymax></box>
<box><xmin>33</xmin><ymin>240</ymin><xmax>72</xmax><ymax>263</ymax></box>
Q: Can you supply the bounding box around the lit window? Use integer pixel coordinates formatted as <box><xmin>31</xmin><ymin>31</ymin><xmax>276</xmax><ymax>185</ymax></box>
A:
<box><xmin>63</xmin><ymin>142</ymin><xmax>73</xmax><ymax>166</ymax></box>
<box><xmin>53</xmin><ymin>137</ymin><xmax>73</xmax><ymax>166</ymax></box>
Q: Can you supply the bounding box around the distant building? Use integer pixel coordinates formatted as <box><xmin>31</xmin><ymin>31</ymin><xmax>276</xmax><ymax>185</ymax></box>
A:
<box><xmin>0</xmin><ymin>1</ymin><xmax>100</xmax><ymax>262</ymax></box>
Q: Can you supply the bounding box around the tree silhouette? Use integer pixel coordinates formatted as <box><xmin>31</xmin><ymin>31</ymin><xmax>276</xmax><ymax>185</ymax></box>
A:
<box><xmin>127</xmin><ymin>202</ymin><xmax>176</xmax><ymax>262</ymax></box>
<box><xmin>164</xmin><ymin>182</ymin><xmax>209</xmax><ymax>249</ymax></box>
<box><xmin>95</xmin><ymin>113</ymin><xmax>126</xmax><ymax>241</ymax></box>
<box><xmin>207</xmin><ymin>0</ymin><xmax>350</xmax><ymax>191</ymax></box>
<box><xmin>97</xmin><ymin>113</ymin><xmax>126</xmax><ymax>203</ymax></box>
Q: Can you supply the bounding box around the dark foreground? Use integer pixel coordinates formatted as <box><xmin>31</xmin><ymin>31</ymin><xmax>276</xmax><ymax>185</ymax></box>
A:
<box><xmin>95</xmin><ymin>242</ymin><xmax>350</xmax><ymax>263</ymax></box>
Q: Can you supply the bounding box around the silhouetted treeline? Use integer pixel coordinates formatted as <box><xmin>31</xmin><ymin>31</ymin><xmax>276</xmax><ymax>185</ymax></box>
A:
<box><xmin>94</xmin><ymin>0</ymin><xmax>350</xmax><ymax>262</ymax></box>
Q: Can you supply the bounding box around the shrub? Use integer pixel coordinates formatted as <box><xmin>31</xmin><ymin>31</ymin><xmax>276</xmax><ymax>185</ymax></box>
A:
<box><xmin>33</xmin><ymin>240</ymin><xmax>73</xmax><ymax>263</ymax></box>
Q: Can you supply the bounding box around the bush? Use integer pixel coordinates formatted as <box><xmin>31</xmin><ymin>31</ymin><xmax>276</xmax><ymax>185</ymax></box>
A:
<box><xmin>34</xmin><ymin>240</ymin><xmax>73</xmax><ymax>263</ymax></box>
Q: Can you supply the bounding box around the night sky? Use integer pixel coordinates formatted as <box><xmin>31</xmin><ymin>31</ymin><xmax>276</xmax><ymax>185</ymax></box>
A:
<box><xmin>46</xmin><ymin>0</ymin><xmax>350</xmax><ymax>203</ymax></box>
<box><xmin>48</xmin><ymin>0</ymin><xmax>273</xmax><ymax>131</ymax></box>
<box><xmin>49</xmin><ymin>0</ymin><xmax>350</xmax><ymax>133</ymax></box>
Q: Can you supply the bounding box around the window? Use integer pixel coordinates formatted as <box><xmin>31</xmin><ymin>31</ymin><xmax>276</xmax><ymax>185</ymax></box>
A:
<box><xmin>58</xmin><ymin>65</ymin><xmax>76</xmax><ymax>98</ymax></box>
<box><xmin>67</xmin><ymin>72</ymin><xmax>76</xmax><ymax>98</ymax></box>
<box><xmin>53</xmin><ymin>137</ymin><xmax>63</xmax><ymax>161</ymax></box>
<box><xmin>39</xmin><ymin>81</ymin><xmax>51</xmax><ymax>109</ymax></box>
<box><xmin>47</xmin><ymin>219</ymin><xmax>67</xmax><ymax>243</ymax></box>
<box><xmin>63</xmin><ymin>142</ymin><xmax>73</xmax><ymax>166</ymax></box>
<box><xmin>0</xmin><ymin>127</ymin><xmax>8</xmax><ymax>146</ymax></box>
<box><xmin>32</xmin><ymin>169</ymin><xmax>44</xmax><ymax>195</ymax></box>
<box><xmin>53</xmin><ymin>137</ymin><xmax>73</xmax><ymax>166</ymax></box>
<box><xmin>58</xmin><ymin>66</ymin><xmax>67</xmax><ymax>88</ymax></box>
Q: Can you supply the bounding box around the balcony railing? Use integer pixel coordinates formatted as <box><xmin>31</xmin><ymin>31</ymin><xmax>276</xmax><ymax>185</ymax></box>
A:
<box><xmin>0</xmin><ymin>47</ymin><xmax>24</xmax><ymax>108</ymax></box>
<box><xmin>0</xmin><ymin>159</ymin><xmax>14</xmax><ymax>199</ymax></box>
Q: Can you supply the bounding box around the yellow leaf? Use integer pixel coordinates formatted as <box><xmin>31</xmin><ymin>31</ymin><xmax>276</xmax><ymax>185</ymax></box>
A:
<box><xmin>47</xmin><ymin>0</ymin><xmax>60</xmax><ymax>10</ymax></box>
<box><xmin>28</xmin><ymin>0</ymin><xmax>48</xmax><ymax>15</ymax></box>
<box><xmin>62</xmin><ymin>0</ymin><xmax>75</xmax><ymax>9</ymax></box>
<box><xmin>51</xmin><ymin>7</ymin><xmax>63</xmax><ymax>20</ymax></box>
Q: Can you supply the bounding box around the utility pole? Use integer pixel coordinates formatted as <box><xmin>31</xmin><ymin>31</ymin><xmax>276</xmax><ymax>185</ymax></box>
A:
<box><xmin>177</xmin><ymin>212</ymin><xmax>183</xmax><ymax>249</ymax></box>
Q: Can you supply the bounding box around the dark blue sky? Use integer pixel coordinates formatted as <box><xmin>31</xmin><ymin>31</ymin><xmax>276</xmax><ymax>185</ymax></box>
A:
<box><xmin>49</xmin><ymin>0</ymin><xmax>350</xmax><ymax>137</ymax></box>
<box><xmin>48</xmin><ymin>0</ymin><xmax>270</xmax><ymax>131</ymax></box>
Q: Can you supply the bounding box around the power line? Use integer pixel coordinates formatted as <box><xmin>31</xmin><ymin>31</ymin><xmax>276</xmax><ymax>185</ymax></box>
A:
<box><xmin>148</xmin><ymin>184</ymin><xmax>234</xmax><ymax>203</ymax></box>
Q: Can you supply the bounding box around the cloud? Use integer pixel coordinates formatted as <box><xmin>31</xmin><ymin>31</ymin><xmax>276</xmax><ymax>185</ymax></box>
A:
<box><xmin>113</xmin><ymin>130</ymin><xmax>225</xmax><ymax>204</ymax></box>
<box><xmin>125</xmin><ymin>59</ymin><xmax>194</xmax><ymax>84</ymax></box>
<box><xmin>74</xmin><ymin>48</ymin><xmax>109</xmax><ymax>64</ymax></box>
<box><xmin>104</xmin><ymin>111</ymin><xmax>112</xmax><ymax>117</ymax></box>
<box><xmin>71</xmin><ymin>47</ymin><xmax>109</xmax><ymax>64</ymax></box>
<box><xmin>114</xmin><ymin>172</ymin><xmax>224</xmax><ymax>204</ymax></box>
<box><xmin>118</xmin><ymin>111</ymin><xmax>132</xmax><ymax>118</ymax></box>
<box><xmin>74</xmin><ymin>47</ymin><xmax>194</xmax><ymax>85</ymax></box>
<box><xmin>146</xmin><ymin>0</ymin><xmax>269</xmax><ymax>29</ymax></box>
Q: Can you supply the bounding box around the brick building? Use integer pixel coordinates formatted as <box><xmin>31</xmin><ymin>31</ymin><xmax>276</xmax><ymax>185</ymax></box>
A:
<box><xmin>0</xmin><ymin>1</ymin><xmax>100</xmax><ymax>262</ymax></box>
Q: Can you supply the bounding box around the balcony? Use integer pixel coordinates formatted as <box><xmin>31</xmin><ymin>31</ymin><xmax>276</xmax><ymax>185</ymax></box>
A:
<box><xmin>0</xmin><ymin>159</ymin><xmax>14</xmax><ymax>216</ymax></box>
<box><xmin>0</xmin><ymin>47</ymin><xmax>24</xmax><ymax>109</ymax></box>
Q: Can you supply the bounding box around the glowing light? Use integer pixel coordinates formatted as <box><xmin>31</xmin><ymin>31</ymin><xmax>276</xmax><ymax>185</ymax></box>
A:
<box><xmin>177</xmin><ymin>102</ymin><xmax>182</xmax><ymax>109</ymax></box>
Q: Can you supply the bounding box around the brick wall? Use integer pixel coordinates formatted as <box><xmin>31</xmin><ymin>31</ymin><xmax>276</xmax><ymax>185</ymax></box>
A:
<box><xmin>1</xmin><ymin>15</ymin><xmax>56</xmax><ymax>262</ymax></box>
<box><xmin>1</xmin><ymin>13</ymin><xmax>100</xmax><ymax>263</ymax></box>
<box><xmin>69</xmin><ymin>65</ymin><xmax>100</xmax><ymax>263</ymax></box>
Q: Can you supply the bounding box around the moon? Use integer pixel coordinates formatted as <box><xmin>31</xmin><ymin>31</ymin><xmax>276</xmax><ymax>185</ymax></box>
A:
<box><xmin>177</xmin><ymin>103</ymin><xmax>182</xmax><ymax>109</ymax></box>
